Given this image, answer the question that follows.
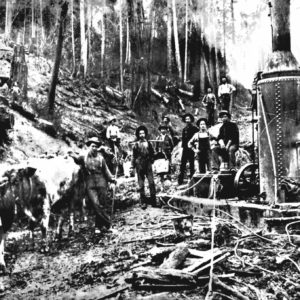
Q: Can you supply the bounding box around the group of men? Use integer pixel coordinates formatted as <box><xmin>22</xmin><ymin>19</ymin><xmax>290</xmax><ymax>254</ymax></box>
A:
<box><xmin>195</xmin><ymin>76</ymin><xmax>236</xmax><ymax>126</ymax></box>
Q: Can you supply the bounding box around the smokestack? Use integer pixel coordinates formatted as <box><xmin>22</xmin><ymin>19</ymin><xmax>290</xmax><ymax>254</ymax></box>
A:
<box><xmin>272</xmin><ymin>0</ymin><xmax>291</xmax><ymax>52</ymax></box>
<box><xmin>263</xmin><ymin>0</ymin><xmax>299</xmax><ymax>75</ymax></box>
<box><xmin>258</xmin><ymin>0</ymin><xmax>300</xmax><ymax>204</ymax></box>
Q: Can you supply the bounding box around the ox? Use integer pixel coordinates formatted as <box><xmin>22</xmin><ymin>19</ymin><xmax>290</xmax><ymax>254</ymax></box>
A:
<box><xmin>0</xmin><ymin>156</ymin><xmax>85</xmax><ymax>270</ymax></box>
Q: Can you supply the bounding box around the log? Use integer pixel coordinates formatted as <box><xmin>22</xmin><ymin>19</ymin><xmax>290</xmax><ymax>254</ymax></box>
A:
<box><xmin>213</xmin><ymin>277</ymin><xmax>250</xmax><ymax>300</ymax></box>
<box><xmin>105</xmin><ymin>86</ymin><xmax>124</xmax><ymax>101</ymax></box>
<box><xmin>178</xmin><ymin>88</ymin><xmax>193</xmax><ymax>98</ymax></box>
<box><xmin>147</xmin><ymin>246</ymin><xmax>176</xmax><ymax>264</ymax></box>
<box><xmin>160</xmin><ymin>243</ymin><xmax>189</xmax><ymax>269</ymax></box>
<box><xmin>37</xmin><ymin>118</ymin><xmax>57</xmax><ymax>137</ymax></box>
<box><xmin>134</xmin><ymin>284</ymin><xmax>195</xmax><ymax>291</ymax></box>
<box><xmin>127</xmin><ymin>267</ymin><xmax>197</xmax><ymax>285</ymax></box>
<box><xmin>182</xmin><ymin>248</ymin><xmax>223</xmax><ymax>273</ymax></box>
<box><xmin>138</xmin><ymin>292</ymin><xmax>171</xmax><ymax>300</ymax></box>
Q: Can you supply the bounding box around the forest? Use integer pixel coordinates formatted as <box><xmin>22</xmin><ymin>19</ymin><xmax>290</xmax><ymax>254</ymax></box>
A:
<box><xmin>1</xmin><ymin>0</ymin><xmax>300</xmax><ymax>300</ymax></box>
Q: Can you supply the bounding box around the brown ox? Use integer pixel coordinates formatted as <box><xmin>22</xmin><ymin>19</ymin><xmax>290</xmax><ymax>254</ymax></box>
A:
<box><xmin>0</xmin><ymin>157</ymin><xmax>85</xmax><ymax>270</ymax></box>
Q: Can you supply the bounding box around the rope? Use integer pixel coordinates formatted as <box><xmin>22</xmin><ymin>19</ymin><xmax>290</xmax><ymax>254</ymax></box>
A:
<box><xmin>205</xmin><ymin>175</ymin><xmax>218</xmax><ymax>300</ymax></box>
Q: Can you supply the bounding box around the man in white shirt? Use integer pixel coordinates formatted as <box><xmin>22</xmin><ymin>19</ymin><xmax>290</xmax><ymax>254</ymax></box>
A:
<box><xmin>218</xmin><ymin>77</ymin><xmax>236</xmax><ymax>112</ymax></box>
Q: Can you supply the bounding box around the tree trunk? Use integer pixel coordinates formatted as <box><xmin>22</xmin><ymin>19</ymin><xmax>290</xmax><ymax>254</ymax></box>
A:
<box><xmin>119</xmin><ymin>0</ymin><xmax>124</xmax><ymax>92</ymax></box>
<box><xmin>48</xmin><ymin>2</ymin><xmax>69</xmax><ymax>115</ymax></box>
<box><xmin>40</xmin><ymin>0</ymin><xmax>44</xmax><ymax>41</ymax></box>
<box><xmin>167</xmin><ymin>0</ymin><xmax>172</xmax><ymax>77</ymax></box>
<box><xmin>172</xmin><ymin>0</ymin><xmax>182</xmax><ymax>81</ymax></box>
<box><xmin>23</xmin><ymin>0</ymin><xmax>27</xmax><ymax>44</ymax></box>
<box><xmin>10</xmin><ymin>45</ymin><xmax>28</xmax><ymax>100</ymax></box>
<box><xmin>222</xmin><ymin>0</ymin><xmax>227</xmax><ymax>71</ymax></box>
<box><xmin>32</xmin><ymin>0</ymin><xmax>35</xmax><ymax>39</ymax></box>
<box><xmin>183</xmin><ymin>0</ymin><xmax>188</xmax><ymax>82</ymax></box>
<box><xmin>80</xmin><ymin>0</ymin><xmax>87</xmax><ymax>78</ymax></box>
<box><xmin>100</xmin><ymin>10</ymin><xmax>105</xmax><ymax>78</ymax></box>
<box><xmin>125</xmin><ymin>15</ymin><xmax>131</xmax><ymax>64</ymax></box>
<box><xmin>127</xmin><ymin>0</ymin><xmax>145</xmax><ymax>108</ymax></box>
<box><xmin>5</xmin><ymin>0</ymin><xmax>12</xmax><ymax>39</ymax></box>
<box><xmin>71</xmin><ymin>0</ymin><xmax>76</xmax><ymax>75</ymax></box>
<box><xmin>230</xmin><ymin>0</ymin><xmax>235</xmax><ymax>44</ymax></box>
<box><xmin>87</xmin><ymin>1</ymin><xmax>92</xmax><ymax>77</ymax></box>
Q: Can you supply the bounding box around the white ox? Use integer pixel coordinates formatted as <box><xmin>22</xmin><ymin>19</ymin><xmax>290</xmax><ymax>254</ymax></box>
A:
<box><xmin>0</xmin><ymin>156</ymin><xmax>85</xmax><ymax>271</ymax></box>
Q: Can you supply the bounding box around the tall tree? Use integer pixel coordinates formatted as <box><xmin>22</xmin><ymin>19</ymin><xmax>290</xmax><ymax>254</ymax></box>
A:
<box><xmin>40</xmin><ymin>0</ymin><xmax>45</xmax><ymax>41</ymax></box>
<box><xmin>167</xmin><ymin>0</ymin><xmax>172</xmax><ymax>77</ymax></box>
<box><xmin>119</xmin><ymin>0</ymin><xmax>124</xmax><ymax>92</ymax></box>
<box><xmin>71</xmin><ymin>0</ymin><xmax>76</xmax><ymax>75</ymax></box>
<box><xmin>5</xmin><ymin>0</ymin><xmax>13</xmax><ymax>39</ymax></box>
<box><xmin>172</xmin><ymin>0</ymin><xmax>182</xmax><ymax>80</ymax></box>
<box><xmin>183</xmin><ymin>0</ymin><xmax>188</xmax><ymax>82</ymax></box>
<box><xmin>80</xmin><ymin>0</ymin><xmax>87</xmax><ymax>78</ymax></box>
<box><xmin>48</xmin><ymin>2</ymin><xmax>69</xmax><ymax>115</ymax></box>
<box><xmin>32</xmin><ymin>0</ymin><xmax>36</xmax><ymax>40</ymax></box>
<box><xmin>100</xmin><ymin>9</ymin><xmax>105</xmax><ymax>78</ymax></box>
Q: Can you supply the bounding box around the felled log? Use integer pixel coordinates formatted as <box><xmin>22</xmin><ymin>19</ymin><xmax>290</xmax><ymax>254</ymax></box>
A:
<box><xmin>151</xmin><ymin>88</ymin><xmax>169</xmax><ymax>104</ymax></box>
<box><xmin>134</xmin><ymin>284</ymin><xmax>195</xmax><ymax>291</ymax></box>
<box><xmin>182</xmin><ymin>248</ymin><xmax>224</xmax><ymax>273</ymax></box>
<box><xmin>178</xmin><ymin>88</ymin><xmax>193</xmax><ymax>98</ymax></box>
<box><xmin>160</xmin><ymin>243</ymin><xmax>189</xmax><ymax>269</ymax></box>
<box><xmin>138</xmin><ymin>292</ymin><xmax>171</xmax><ymax>300</ymax></box>
<box><xmin>213</xmin><ymin>276</ymin><xmax>250</xmax><ymax>300</ymax></box>
<box><xmin>10</xmin><ymin>102</ymin><xmax>36</xmax><ymax>121</ymax></box>
<box><xmin>104</xmin><ymin>86</ymin><xmax>124</xmax><ymax>101</ymax></box>
<box><xmin>147</xmin><ymin>246</ymin><xmax>176</xmax><ymax>264</ymax></box>
<box><xmin>127</xmin><ymin>267</ymin><xmax>197</xmax><ymax>285</ymax></box>
<box><xmin>37</xmin><ymin>118</ymin><xmax>57</xmax><ymax>137</ymax></box>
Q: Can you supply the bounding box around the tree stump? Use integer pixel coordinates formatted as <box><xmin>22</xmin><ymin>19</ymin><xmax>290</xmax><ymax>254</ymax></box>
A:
<box><xmin>10</xmin><ymin>45</ymin><xmax>28</xmax><ymax>101</ymax></box>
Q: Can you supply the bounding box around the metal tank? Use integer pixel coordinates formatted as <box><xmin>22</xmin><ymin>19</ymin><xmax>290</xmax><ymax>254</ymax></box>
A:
<box><xmin>257</xmin><ymin>0</ymin><xmax>300</xmax><ymax>204</ymax></box>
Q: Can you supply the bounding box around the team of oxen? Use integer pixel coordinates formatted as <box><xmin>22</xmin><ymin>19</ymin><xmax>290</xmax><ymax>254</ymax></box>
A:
<box><xmin>0</xmin><ymin>156</ymin><xmax>88</xmax><ymax>271</ymax></box>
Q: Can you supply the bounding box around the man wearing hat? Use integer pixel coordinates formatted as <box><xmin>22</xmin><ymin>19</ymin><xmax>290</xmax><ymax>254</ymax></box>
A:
<box><xmin>212</xmin><ymin>111</ymin><xmax>239</xmax><ymax>170</ymax></box>
<box><xmin>218</xmin><ymin>76</ymin><xmax>236</xmax><ymax>112</ymax></box>
<box><xmin>188</xmin><ymin>118</ymin><xmax>211</xmax><ymax>174</ymax></box>
<box><xmin>131</xmin><ymin>125</ymin><xmax>157</xmax><ymax>209</ymax></box>
<box><xmin>155</xmin><ymin>124</ymin><xmax>174</xmax><ymax>180</ymax></box>
<box><xmin>106</xmin><ymin>116</ymin><xmax>121</xmax><ymax>149</ymax></box>
<box><xmin>70</xmin><ymin>137</ymin><xmax>116</xmax><ymax>234</ymax></box>
<box><xmin>178</xmin><ymin>113</ymin><xmax>199</xmax><ymax>185</ymax></box>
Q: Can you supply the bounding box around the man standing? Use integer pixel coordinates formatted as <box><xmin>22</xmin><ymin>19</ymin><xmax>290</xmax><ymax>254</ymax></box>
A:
<box><xmin>156</xmin><ymin>124</ymin><xmax>174</xmax><ymax>180</ymax></box>
<box><xmin>178</xmin><ymin>113</ymin><xmax>199</xmax><ymax>185</ymax></box>
<box><xmin>212</xmin><ymin>111</ymin><xmax>239</xmax><ymax>170</ymax></box>
<box><xmin>106</xmin><ymin>116</ymin><xmax>121</xmax><ymax>149</ymax></box>
<box><xmin>131</xmin><ymin>125</ymin><xmax>157</xmax><ymax>209</ymax></box>
<box><xmin>200</xmin><ymin>87</ymin><xmax>218</xmax><ymax>126</ymax></box>
<box><xmin>70</xmin><ymin>137</ymin><xmax>116</xmax><ymax>234</ymax></box>
<box><xmin>188</xmin><ymin>118</ymin><xmax>211</xmax><ymax>174</ymax></box>
<box><xmin>218</xmin><ymin>77</ymin><xmax>236</xmax><ymax>112</ymax></box>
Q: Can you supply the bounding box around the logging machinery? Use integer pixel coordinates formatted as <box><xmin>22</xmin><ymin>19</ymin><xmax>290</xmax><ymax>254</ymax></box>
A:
<box><xmin>163</xmin><ymin>0</ymin><xmax>300</xmax><ymax>226</ymax></box>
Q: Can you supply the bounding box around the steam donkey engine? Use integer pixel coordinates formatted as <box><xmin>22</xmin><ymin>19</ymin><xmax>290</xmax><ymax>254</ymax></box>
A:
<box><xmin>183</xmin><ymin>0</ymin><xmax>300</xmax><ymax>207</ymax></box>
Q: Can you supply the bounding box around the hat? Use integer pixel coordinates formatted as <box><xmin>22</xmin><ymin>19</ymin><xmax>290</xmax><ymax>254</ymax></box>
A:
<box><xmin>219</xmin><ymin>110</ymin><xmax>231</xmax><ymax>119</ymax></box>
<box><xmin>135</xmin><ymin>125</ymin><xmax>148</xmax><ymax>138</ymax></box>
<box><xmin>182</xmin><ymin>113</ymin><xmax>195</xmax><ymax>123</ymax></box>
<box><xmin>162</xmin><ymin>116</ymin><xmax>170</xmax><ymax>123</ymax></box>
<box><xmin>196</xmin><ymin>118</ymin><xmax>208</xmax><ymax>127</ymax></box>
<box><xmin>158</xmin><ymin>124</ymin><xmax>168</xmax><ymax>131</ymax></box>
<box><xmin>108</xmin><ymin>116</ymin><xmax>117</xmax><ymax>123</ymax></box>
<box><xmin>86</xmin><ymin>137</ymin><xmax>101</xmax><ymax>146</ymax></box>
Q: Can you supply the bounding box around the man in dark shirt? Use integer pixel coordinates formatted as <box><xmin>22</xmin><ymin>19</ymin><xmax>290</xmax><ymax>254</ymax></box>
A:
<box><xmin>178</xmin><ymin>113</ymin><xmax>199</xmax><ymax>184</ymax></box>
<box><xmin>212</xmin><ymin>110</ymin><xmax>239</xmax><ymax>170</ymax></box>
<box><xmin>131</xmin><ymin>125</ymin><xmax>157</xmax><ymax>209</ymax></box>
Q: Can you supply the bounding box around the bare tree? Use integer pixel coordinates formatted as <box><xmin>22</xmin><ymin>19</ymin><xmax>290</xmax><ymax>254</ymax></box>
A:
<box><xmin>48</xmin><ymin>2</ymin><xmax>69</xmax><ymax>115</ymax></box>
<box><xmin>80</xmin><ymin>0</ymin><xmax>87</xmax><ymax>78</ymax></box>
<box><xmin>172</xmin><ymin>0</ymin><xmax>182</xmax><ymax>80</ymax></box>
<box><xmin>167</xmin><ymin>0</ymin><xmax>172</xmax><ymax>77</ymax></box>
<box><xmin>183</xmin><ymin>0</ymin><xmax>188</xmax><ymax>82</ymax></box>
<box><xmin>5</xmin><ymin>0</ymin><xmax>13</xmax><ymax>39</ymax></box>
<box><xmin>120</xmin><ymin>0</ymin><xmax>124</xmax><ymax>91</ymax></box>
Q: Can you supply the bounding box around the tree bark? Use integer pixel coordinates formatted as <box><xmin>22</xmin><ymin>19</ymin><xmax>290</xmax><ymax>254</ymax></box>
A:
<box><xmin>172</xmin><ymin>0</ymin><xmax>182</xmax><ymax>81</ymax></box>
<box><xmin>48</xmin><ymin>2</ymin><xmax>69</xmax><ymax>115</ymax></box>
<box><xmin>100</xmin><ymin>10</ymin><xmax>105</xmax><ymax>78</ymax></box>
<box><xmin>160</xmin><ymin>243</ymin><xmax>189</xmax><ymax>269</ymax></box>
<box><xmin>120</xmin><ymin>0</ymin><xmax>124</xmax><ymax>92</ymax></box>
<box><xmin>167</xmin><ymin>0</ymin><xmax>172</xmax><ymax>77</ymax></box>
<box><xmin>183</xmin><ymin>0</ymin><xmax>188</xmax><ymax>82</ymax></box>
<box><xmin>10</xmin><ymin>45</ymin><xmax>28</xmax><ymax>101</ymax></box>
<box><xmin>5</xmin><ymin>0</ymin><xmax>13</xmax><ymax>39</ymax></box>
<box><xmin>230</xmin><ymin>0</ymin><xmax>235</xmax><ymax>44</ymax></box>
<box><xmin>125</xmin><ymin>15</ymin><xmax>131</xmax><ymax>64</ymax></box>
<box><xmin>71</xmin><ymin>0</ymin><xmax>76</xmax><ymax>75</ymax></box>
<box><xmin>40</xmin><ymin>0</ymin><xmax>44</xmax><ymax>41</ymax></box>
<box><xmin>87</xmin><ymin>1</ymin><xmax>92</xmax><ymax>77</ymax></box>
<box><xmin>80</xmin><ymin>0</ymin><xmax>87</xmax><ymax>78</ymax></box>
<box><xmin>32</xmin><ymin>0</ymin><xmax>35</xmax><ymax>39</ymax></box>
